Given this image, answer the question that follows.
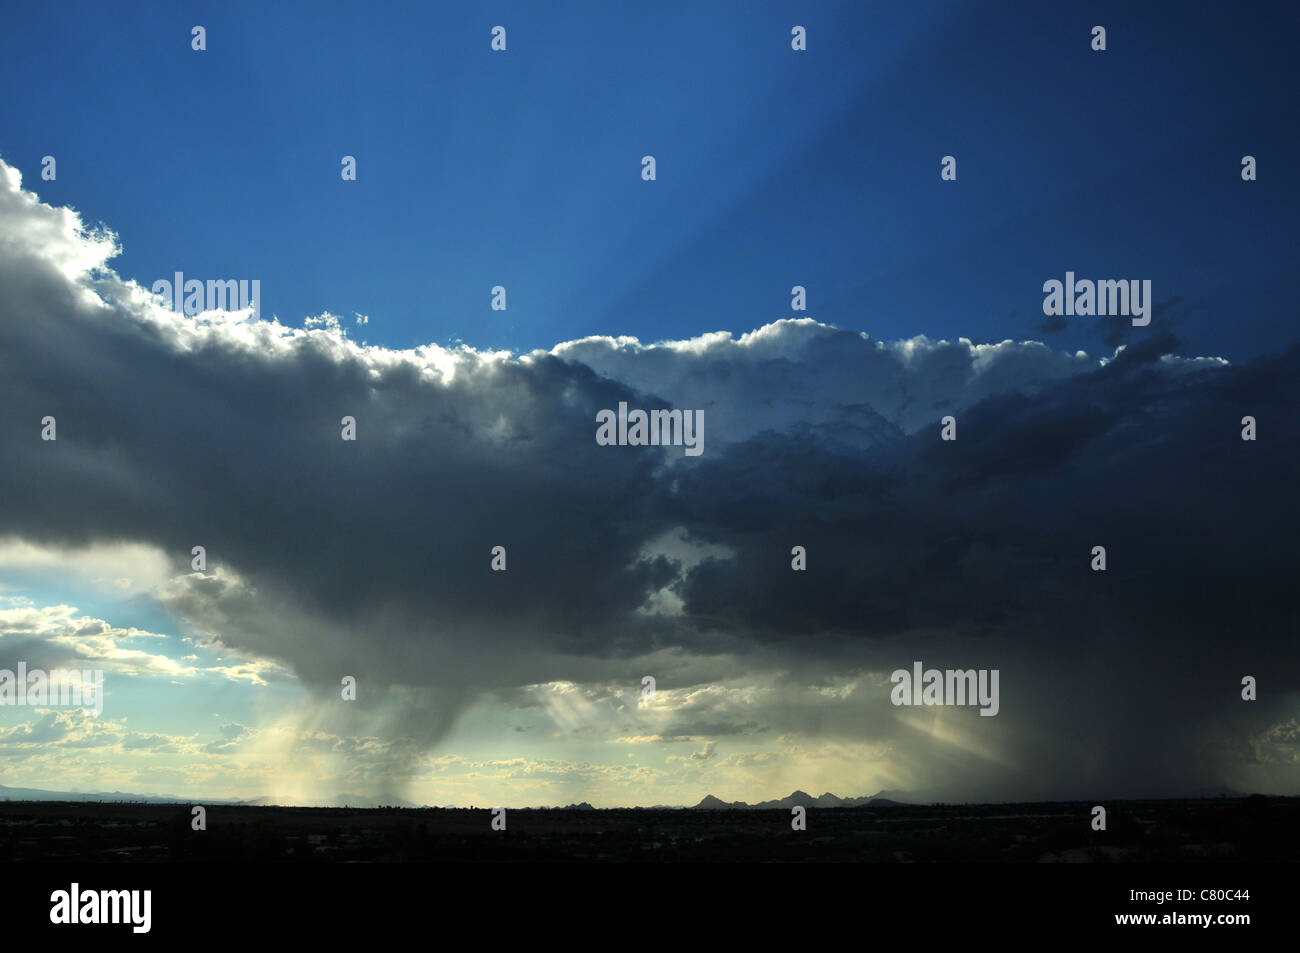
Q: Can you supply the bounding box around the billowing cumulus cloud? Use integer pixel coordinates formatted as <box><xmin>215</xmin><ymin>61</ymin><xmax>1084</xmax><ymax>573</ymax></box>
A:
<box><xmin>0</xmin><ymin>157</ymin><xmax>1296</xmax><ymax>803</ymax></box>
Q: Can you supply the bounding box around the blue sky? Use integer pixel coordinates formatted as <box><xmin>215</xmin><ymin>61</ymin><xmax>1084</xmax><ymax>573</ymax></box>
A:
<box><xmin>2</xmin><ymin>0</ymin><xmax>1294</xmax><ymax>359</ymax></box>
<box><xmin>0</xmin><ymin>1</ymin><xmax>1296</xmax><ymax>806</ymax></box>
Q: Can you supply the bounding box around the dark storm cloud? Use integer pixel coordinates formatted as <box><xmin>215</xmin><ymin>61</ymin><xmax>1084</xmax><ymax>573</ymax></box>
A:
<box><xmin>659</xmin><ymin>332</ymin><xmax>1299</xmax><ymax>797</ymax></box>
<box><xmin>1</xmin><ymin>159</ymin><xmax>1295</xmax><ymax>799</ymax></box>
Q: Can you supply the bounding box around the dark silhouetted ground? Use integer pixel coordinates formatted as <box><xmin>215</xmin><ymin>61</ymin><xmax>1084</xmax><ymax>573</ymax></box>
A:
<box><xmin>2</xmin><ymin>795</ymin><xmax>1296</xmax><ymax>862</ymax></box>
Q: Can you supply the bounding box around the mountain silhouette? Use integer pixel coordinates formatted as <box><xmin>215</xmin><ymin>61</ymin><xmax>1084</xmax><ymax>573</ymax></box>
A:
<box><xmin>691</xmin><ymin>789</ymin><xmax>910</xmax><ymax>809</ymax></box>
